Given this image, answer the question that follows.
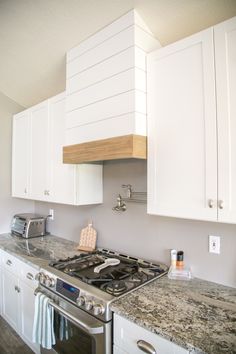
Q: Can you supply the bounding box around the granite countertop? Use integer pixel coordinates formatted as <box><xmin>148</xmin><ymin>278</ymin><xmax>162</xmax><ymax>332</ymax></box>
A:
<box><xmin>111</xmin><ymin>276</ymin><xmax>236</xmax><ymax>354</ymax></box>
<box><xmin>0</xmin><ymin>232</ymin><xmax>81</xmax><ymax>269</ymax></box>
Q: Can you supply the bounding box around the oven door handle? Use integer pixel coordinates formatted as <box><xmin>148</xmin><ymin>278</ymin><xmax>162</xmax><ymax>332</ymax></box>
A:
<box><xmin>48</xmin><ymin>300</ymin><xmax>104</xmax><ymax>335</ymax></box>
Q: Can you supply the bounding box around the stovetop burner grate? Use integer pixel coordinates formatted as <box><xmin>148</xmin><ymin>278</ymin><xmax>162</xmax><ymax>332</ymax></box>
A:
<box><xmin>49</xmin><ymin>249</ymin><xmax>168</xmax><ymax>296</ymax></box>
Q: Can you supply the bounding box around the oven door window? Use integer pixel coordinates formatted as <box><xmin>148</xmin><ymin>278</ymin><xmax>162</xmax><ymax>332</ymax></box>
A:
<box><xmin>53</xmin><ymin>312</ymin><xmax>96</xmax><ymax>354</ymax></box>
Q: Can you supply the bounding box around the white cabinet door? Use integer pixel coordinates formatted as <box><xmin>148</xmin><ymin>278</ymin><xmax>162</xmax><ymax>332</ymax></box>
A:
<box><xmin>12</xmin><ymin>110</ymin><xmax>30</xmax><ymax>198</ymax></box>
<box><xmin>30</xmin><ymin>100</ymin><xmax>50</xmax><ymax>201</ymax></box>
<box><xmin>48</xmin><ymin>92</ymin><xmax>76</xmax><ymax>205</ymax></box>
<box><xmin>19</xmin><ymin>279</ymin><xmax>40</xmax><ymax>353</ymax></box>
<box><xmin>147</xmin><ymin>28</ymin><xmax>218</xmax><ymax>221</ymax></box>
<box><xmin>114</xmin><ymin>314</ymin><xmax>189</xmax><ymax>354</ymax></box>
<box><xmin>215</xmin><ymin>17</ymin><xmax>236</xmax><ymax>223</ymax></box>
<box><xmin>2</xmin><ymin>268</ymin><xmax>20</xmax><ymax>332</ymax></box>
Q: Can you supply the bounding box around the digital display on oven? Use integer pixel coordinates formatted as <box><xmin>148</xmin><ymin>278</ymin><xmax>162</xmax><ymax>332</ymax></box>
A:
<box><xmin>62</xmin><ymin>282</ymin><xmax>77</xmax><ymax>293</ymax></box>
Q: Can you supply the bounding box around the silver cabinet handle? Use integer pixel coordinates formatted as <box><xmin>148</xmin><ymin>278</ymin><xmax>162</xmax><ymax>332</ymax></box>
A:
<box><xmin>6</xmin><ymin>259</ymin><xmax>12</xmax><ymax>266</ymax></box>
<box><xmin>137</xmin><ymin>340</ymin><xmax>156</xmax><ymax>354</ymax></box>
<box><xmin>218</xmin><ymin>200</ymin><xmax>224</xmax><ymax>209</ymax></box>
<box><xmin>26</xmin><ymin>272</ymin><xmax>34</xmax><ymax>280</ymax></box>
<box><xmin>24</xmin><ymin>188</ymin><xmax>27</xmax><ymax>194</ymax></box>
<box><xmin>208</xmin><ymin>199</ymin><xmax>214</xmax><ymax>208</ymax></box>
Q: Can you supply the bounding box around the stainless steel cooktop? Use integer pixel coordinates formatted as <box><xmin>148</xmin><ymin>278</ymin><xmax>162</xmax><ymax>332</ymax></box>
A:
<box><xmin>37</xmin><ymin>249</ymin><xmax>168</xmax><ymax>321</ymax></box>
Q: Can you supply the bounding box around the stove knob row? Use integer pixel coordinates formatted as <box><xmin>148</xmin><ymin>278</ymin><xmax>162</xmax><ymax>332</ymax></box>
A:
<box><xmin>76</xmin><ymin>296</ymin><xmax>104</xmax><ymax>315</ymax></box>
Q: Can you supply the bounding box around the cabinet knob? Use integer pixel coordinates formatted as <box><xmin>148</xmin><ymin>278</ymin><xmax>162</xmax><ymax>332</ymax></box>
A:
<box><xmin>137</xmin><ymin>340</ymin><xmax>156</xmax><ymax>354</ymax></box>
<box><xmin>218</xmin><ymin>200</ymin><xmax>224</xmax><ymax>209</ymax></box>
<box><xmin>14</xmin><ymin>285</ymin><xmax>20</xmax><ymax>293</ymax></box>
<box><xmin>208</xmin><ymin>199</ymin><xmax>214</xmax><ymax>208</ymax></box>
<box><xmin>6</xmin><ymin>259</ymin><xmax>12</xmax><ymax>266</ymax></box>
<box><xmin>26</xmin><ymin>272</ymin><xmax>34</xmax><ymax>280</ymax></box>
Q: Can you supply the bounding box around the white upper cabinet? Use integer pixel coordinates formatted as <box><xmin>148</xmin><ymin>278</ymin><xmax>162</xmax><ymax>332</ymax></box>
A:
<box><xmin>65</xmin><ymin>10</ymin><xmax>160</xmax><ymax>145</ymax></box>
<box><xmin>12</xmin><ymin>92</ymin><xmax>103</xmax><ymax>205</ymax></box>
<box><xmin>214</xmin><ymin>17</ymin><xmax>236</xmax><ymax>223</ymax></box>
<box><xmin>147</xmin><ymin>16</ymin><xmax>236</xmax><ymax>223</ymax></box>
<box><xmin>12</xmin><ymin>111</ymin><xmax>30</xmax><ymax>198</ymax></box>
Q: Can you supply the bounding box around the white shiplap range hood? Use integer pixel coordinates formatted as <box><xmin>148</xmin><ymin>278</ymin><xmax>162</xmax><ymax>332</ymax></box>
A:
<box><xmin>63</xmin><ymin>10</ymin><xmax>160</xmax><ymax>163</ymax></box>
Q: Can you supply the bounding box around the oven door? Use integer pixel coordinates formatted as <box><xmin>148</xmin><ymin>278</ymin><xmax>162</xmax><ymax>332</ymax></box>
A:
<box><xmin>38</xmin><ymin>288</ymin><xmax>111</xmax><ymax>354</ymax></box>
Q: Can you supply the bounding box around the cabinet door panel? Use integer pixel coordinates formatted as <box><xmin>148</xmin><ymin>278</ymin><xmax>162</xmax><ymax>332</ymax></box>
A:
<box><xmin>147</xmin><ymin>29</ymin><xmax>217</xmax><ymax>221</ymax></box>
<box><xmin>215</xmin><ymin>17</ymin><xmax>236</xmax><ymax>223</ymax></box>
<box><xmin>12</xmin><ymin>111</ymin><xmax>30</xmax><ymax>198</ymax></box>
<box><xmin>29</xmin><ymin>101</ymin><xmax>49</xmax><ymax>200</ymax></box>
<box><xmin>49</xmin><ymin>93</ymin><xmax>76</xmax><ymax>204</ymax></box>
<box><xmin>2</xmin><ymin>269</ymin><xmax>19</xmax><ymax>332</ymax></box>
<box><xmin>20</xmin><ymin>280</ymin><xmax>40</xmax><ymax>353</ymax></box>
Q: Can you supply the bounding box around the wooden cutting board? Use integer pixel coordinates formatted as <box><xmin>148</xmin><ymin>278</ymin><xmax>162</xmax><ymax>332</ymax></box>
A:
<box><xmin>77</xmin><ymin>222</ymin><xmax>97</xmax><ymax>252</ymax></box>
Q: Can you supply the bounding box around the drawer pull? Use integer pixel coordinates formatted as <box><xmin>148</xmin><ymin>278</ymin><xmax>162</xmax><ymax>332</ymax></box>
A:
<box><xmin>6</xmin><ymin>260</ymin><xmax>12</xmax><ymax>266</ymax></box>
<box><xmin>137</xmin><ymin>340</ymin><xmax>156</xmax><ymax>354</ymax></box>
<box><xmin>26</xmin><ymin>272</ymin><xmax>34</xmax><ymax>280</ymax></box>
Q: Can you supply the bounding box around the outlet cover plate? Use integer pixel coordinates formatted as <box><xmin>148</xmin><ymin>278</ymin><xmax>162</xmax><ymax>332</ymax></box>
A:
<box><xmin>209</xmin><ymin>235</ymin><xmax>220</xmax><ymax>254</ymax></box>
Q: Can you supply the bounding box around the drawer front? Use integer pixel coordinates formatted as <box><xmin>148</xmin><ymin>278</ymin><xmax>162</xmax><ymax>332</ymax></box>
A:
<box><xmin>2</xmin><ymin>251</ymin><xmax>21</xmax><ymax>275</ymax></box>
<box><xmin>114</xmin><ymin>314</ymin><xmax>189</xmax><ymax>354</ymax></box>
<box><xmin>20</xmin><ymin>262</ymin><xmax>39</xmax><ymax>288</ymax></box>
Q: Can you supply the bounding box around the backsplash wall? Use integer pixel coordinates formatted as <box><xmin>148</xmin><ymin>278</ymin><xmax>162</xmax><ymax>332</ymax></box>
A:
<box><xmin>35</xmin><ymin>160</ymin><xmax>236</xmax><ymax>288</ymax></box>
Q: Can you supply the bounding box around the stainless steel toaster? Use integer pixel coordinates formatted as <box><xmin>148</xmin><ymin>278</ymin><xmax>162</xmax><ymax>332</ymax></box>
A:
<box><xmin>11</xmin><ymin>213</ymin><xmax>47</xmax><ymax>238</ymax></box>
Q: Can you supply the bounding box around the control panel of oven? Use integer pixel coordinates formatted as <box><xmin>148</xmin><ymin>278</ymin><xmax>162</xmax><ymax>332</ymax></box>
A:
<box><xmin>35</xmin><ymin>271</ymin><xmax>106</xmax><ymax>318</ymax></box>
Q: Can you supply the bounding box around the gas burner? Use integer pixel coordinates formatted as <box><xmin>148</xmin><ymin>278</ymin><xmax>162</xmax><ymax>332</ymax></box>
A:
<box><xmin>128</xmin><ymin>271</ymin><xmax>149</xmax><ymax>283</ymax></box>
<box><xmin>102</xmin><ymin>280</ymin><xmax>128</xmax><ymax>296</ymax></box>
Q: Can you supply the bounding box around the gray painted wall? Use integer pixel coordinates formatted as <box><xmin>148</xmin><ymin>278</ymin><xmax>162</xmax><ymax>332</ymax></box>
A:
<box><xmin>35</xmin><ymin>160</ymin><xmax>236</xmax><ymax>288</ymax></box>
<box><xmin>0</xmin><ymin>91</ymin><xmax>34</xmax><ymax>233</ymax></box>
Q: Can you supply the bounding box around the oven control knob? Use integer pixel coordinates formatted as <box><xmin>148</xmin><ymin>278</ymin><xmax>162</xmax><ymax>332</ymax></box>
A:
<box><xmin>36</xmin><ymin>272</ymin><xmax>46</xmax><ymax>284</ymax></box>
<box><xmin>85</xmin><ymin>299</ymin><xmax>94</xmax><ymax>311</ymax></box>
<box><xmin>76</xmin><ymin>296</ymin><xmax>86</xmax><ymax>307</ymax></box>
<box><xmin>45</xmin><ymin>276</ymin><xmax>55</xmax><ymax>288</ymax></box>
<box><xmin>93</xmin><ymin>304</ymin><xmax>105</xmax><ymax>316</ymax></box>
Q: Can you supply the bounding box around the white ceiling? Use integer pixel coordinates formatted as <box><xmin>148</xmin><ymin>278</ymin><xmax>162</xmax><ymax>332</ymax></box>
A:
<box><xmin>1</xmin><ymin>0</ymin><xmax>236</xmax><ymax>108</ymax></box>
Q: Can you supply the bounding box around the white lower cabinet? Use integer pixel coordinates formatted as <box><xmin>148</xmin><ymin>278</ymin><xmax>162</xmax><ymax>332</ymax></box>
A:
<box><xmin>1</xmin><ymin>250</ymin><xmax>40</xmax><ymax>353</ymax></box>
<box><xmin>114</xmin><ymin>314</ymin><xmax>189</xmax><ymax>354</ymax></box>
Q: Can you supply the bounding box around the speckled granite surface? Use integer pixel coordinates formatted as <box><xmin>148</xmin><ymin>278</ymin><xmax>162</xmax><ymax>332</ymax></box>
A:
<box><xmin>0</xmin><ymin>233</ymin><xmax>81</xmax><ymax>269</ymax></box>
<box><xmin>111</xmin><ymin>276</ymin><xmax>236</xmax><ymax>354</ymax></box>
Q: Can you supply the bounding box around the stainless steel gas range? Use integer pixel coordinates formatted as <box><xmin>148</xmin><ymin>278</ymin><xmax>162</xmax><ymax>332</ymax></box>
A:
<box><xmin>35</xmin><ymin>248</ymin><xmax>168</xmax><ymax>354</ymax></box>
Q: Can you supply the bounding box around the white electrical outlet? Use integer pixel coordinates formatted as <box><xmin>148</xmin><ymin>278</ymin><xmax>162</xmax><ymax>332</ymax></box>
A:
<box><xmin>209</xmin><ymin>235</ymin><xmax>220</xmax><ymax>254</ymax></box>
<box><xmin>49</xmin><ymin>209</ymin><xmax>54</xmax><ymax>221</ymax></box>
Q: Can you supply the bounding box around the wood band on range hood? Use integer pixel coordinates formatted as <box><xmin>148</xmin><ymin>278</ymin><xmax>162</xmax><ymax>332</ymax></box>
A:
<box><xmin>63</xmin><ymin>134</ymin><xmax>147</xmax><ymax>164</ymax></box>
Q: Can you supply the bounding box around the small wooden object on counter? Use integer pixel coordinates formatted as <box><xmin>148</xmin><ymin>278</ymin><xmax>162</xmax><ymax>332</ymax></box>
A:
<box><xmin>63</xmin><ymin>134</ymin><xmax>147</xmax><ymax>163</ymax></box>
<box><xmin>77</xmin><ymin>221</ymin><xmax>97</xmax><ymax>252</ymax></box>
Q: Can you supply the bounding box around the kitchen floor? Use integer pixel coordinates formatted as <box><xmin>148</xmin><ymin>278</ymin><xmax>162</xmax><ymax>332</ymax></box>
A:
<box><xmin>0</xmin><ymin>316</ymin><xmax>34</xmax><ymax>354</ymax></box>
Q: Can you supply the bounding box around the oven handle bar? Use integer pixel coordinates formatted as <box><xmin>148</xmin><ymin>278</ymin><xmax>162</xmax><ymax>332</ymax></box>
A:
<box><xmin>34</xmin><ymin>288</ymin><xmax>104</xmax><ymax>335</ymax></box>
<box><xmin>48</xmin><ymin>300</ymin><xmax>104</xmax><ymax>335</ymax></box>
